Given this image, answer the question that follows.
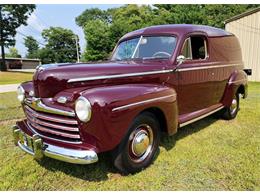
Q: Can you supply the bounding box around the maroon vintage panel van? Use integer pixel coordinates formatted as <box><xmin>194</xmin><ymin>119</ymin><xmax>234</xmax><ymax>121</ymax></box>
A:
<box><xmin>13</xmin><ymin>24</ymin><xmax>248</xmax><ymax>173</ymax></box>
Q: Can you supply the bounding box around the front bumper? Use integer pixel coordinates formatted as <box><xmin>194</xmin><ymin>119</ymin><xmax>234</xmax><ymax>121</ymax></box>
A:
<box><xmin>12</xmin><ymin>125</ymin><xmax>98</xmax><ymax>164</ymax></box>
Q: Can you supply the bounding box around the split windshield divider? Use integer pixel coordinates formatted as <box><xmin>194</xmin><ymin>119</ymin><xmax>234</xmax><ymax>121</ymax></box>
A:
<box><xmin>131</xmin><ymin>36</ymin><xmax>143</xmax><ymax>59</ymax></box>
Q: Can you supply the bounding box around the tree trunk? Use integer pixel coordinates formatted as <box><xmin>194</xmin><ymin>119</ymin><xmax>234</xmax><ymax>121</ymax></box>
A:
<box><xmin>0</xmin><ymin>44</ymin><xmax>6</xmax><ymax>71</ymax></box>
<box><xmin>0</xmin><ymin>5</ymin><xmax>7</xmax><ymax>71</ymax></box>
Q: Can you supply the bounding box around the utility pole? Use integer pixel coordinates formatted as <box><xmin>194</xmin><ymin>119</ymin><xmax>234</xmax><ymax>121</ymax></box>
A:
<box><xmin>0</xmin><ymin>5</ymin><xmax>6</xmax><ymax>71</ymax></box>
<box><xmin>75</xmin><ymin>35</ymin><xmax>80</xmax><ymax>63</ymax></box>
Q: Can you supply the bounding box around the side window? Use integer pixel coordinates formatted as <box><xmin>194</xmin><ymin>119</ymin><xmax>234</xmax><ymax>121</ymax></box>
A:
<box><xmin>181</xmin><ymin>36</ymin><xmax>208</xmax><ymax>60</ymax></box>
<box><xmin>181</xmin><ymin>38</ymin><xmax>192</xmax><ymax>59</ymax></box>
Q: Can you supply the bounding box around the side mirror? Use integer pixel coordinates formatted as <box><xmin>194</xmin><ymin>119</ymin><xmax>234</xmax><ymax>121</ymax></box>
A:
<box><xmin>176</xmin><ymin>55</ymin><xmax>186</xmax><ymax>65</ymax></box>
<box><xmin>173</xmin><ymin>55</ymin><xmax>186</xmax><ymax>72</ymax></box>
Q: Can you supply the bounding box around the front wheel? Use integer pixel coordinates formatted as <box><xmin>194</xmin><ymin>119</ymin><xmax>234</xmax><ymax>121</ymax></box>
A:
<box><xmin>222</xmin><ymin>92</ymin><xmax>240</xmax><ymax>120</ymax></box>
<box><xmin>112</xmin><ymin>112</ymin><xmax>160</xmax><ymax>174</ymax></box>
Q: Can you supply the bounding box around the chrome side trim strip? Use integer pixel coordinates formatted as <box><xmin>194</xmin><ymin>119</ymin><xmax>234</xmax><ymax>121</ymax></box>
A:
<box><xmin>177</xmin><ymin>64</ymin><xmax>241</xmax><ymax>72</ymax></box>
<box><xmin>112</xmin><ymin>94</ymin><xmax>176</xmax><ymax>112</ymax></box>
<box><xmin>67</xmin><ymin>64</ymin><xmax>241</xmax><ymax>83</ymax></box>
<box><xmin>228</xmin><ymin>79</ymin><xmax>247</xmax><ymax>84</ymax></box>
<box><xmin>67</xmin><ymin>69</ymin><xmax>173</xmax><ymax>83</ymax></box>
<box><xmin>179</xmin><ymin>106</ymin><xmax>224</xmax><ymax>128</ymax></box>
<box><xmin>24</xmin><ymin>98</ymin><xmax>75</xmax><ymax>117</ymax></box>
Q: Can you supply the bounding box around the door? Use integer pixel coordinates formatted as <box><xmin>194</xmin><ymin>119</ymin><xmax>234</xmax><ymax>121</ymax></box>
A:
<box><xmin>174</xmin><ymin>35</ymin><xmax>216</xmax><ymax>115</ymax></box>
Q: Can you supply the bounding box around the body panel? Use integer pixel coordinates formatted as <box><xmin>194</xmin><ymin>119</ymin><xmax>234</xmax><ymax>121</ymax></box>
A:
<box><xmin>15</xmin><ymin>24</ymin><xmax>248</xmax><ymax>162</ymax></box>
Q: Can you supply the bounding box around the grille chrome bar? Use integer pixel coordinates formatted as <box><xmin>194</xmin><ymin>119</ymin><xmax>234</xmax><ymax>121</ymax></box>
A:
<box><xmin>24</xmin><ymin>103</ymin><xmax>81</xmax><ymax>143</ymax></box>
<box><xmin>26</xmin><ymin>111</ymin><xmax>79</xmax><ymax>132</ymax></box>
<box><xmin>28</xmin><ymin>121</ymin><xmax>81</xmax><ymax>139</ymax></box>
<box><xmin>27</xmin><ymin>123</ymin><xmax>82</xmax><ymax>144</ymax></box>
<box><xmin>25</xmin><ymin>105</ymin><xmax>77</xmax><ymax>125</ymax></box>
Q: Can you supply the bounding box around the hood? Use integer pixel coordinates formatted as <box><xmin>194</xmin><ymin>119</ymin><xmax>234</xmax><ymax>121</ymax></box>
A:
<box><xmin>33</xmin><ymin>60</ymin><xmax>169</xmax><ymax>98</ymax></box>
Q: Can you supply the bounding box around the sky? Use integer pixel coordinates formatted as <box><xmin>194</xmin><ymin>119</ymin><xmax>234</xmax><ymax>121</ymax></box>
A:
<box><xmin>14</xmin><ymin>4</ymin><xmax>123</xmax><ymax>57</ymax></box>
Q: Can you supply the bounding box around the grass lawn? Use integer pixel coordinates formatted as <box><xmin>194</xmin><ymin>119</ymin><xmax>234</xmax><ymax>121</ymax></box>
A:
<box><xmin>0</xmin><ymin>71</ymin><xmax>33</xmax><ymax>85</ymax></box>
<box><xmin>0</xmin><ymin>83</ymin><xmax>259</xmax><ymax>190</ymax></box>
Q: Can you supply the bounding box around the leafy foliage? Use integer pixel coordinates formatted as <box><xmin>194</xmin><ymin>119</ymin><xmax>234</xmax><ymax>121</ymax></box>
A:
<box><xmin>79</xmin><ymin>5</ymin><xmax>155</xmax><ymax>61</ymax></box>
<box><xmin>24</xmin><ymin>36</ymin><xmax>39</xmax><ymax>59</ymax></box>
<box><xmin>76</xmin><ymin>4</ymin><xmax>259</xmax><ymax>61</ymax></box>
<box><xmin>0</xmin><ymin>5</ymin><xmax>35</xmax><ymax>70</ymax></box>
<box><xmin>38</xmin><ymin>27</ymin><xmax>80</xmax><ymax>64</ymax></box>
<box><xmin>75</xmin><ymin>8</ymin><xmax>110</xmax><ymax>27</ymax></box>
<box><xmin>5</xmin><ymin>47</ymin><xmax>21</xmax><ymax>58</ymax></box>
<box><xmin>156</xmin><ymin>4</ymin><xmax>260</xmax><ymax>28</ymax></box>
<box><xmin>82</xmin><ymin>20</ymin><xmax>111</xmax><ymax>61</ymax></box>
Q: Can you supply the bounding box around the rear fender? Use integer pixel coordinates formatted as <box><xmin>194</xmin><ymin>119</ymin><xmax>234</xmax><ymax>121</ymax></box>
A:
<box><xmin>221</xmin><ymin>70</ymin><xmax>248</xmax><ymax>107</ymax></box>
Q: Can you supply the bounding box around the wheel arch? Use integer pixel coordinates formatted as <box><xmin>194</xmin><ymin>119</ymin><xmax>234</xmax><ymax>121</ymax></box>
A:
<box><xmin>139</xmin><ymin>107</ymin><xmax>168</xmax><ymax>134</ymax></box>
<box><xmin>80</xmin><ymin>83</ymin><xmax>178</xmax><ymax>152</ymax></box>
<box><xmin>221</xmin><ymin>69</ymin><xmax>248</xmax><ymax>107</ymax></box>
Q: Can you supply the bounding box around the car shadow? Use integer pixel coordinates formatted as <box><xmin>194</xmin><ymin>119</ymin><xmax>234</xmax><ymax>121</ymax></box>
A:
<box><xmin>38</xmin><ymin>113</ymin><xmax>221</xmax><ymax>181</ymax></box>
<box><xmin>160</xmin><ymin>114</ymin><xmax>219</xmax><ymax>151</ymax></box>
<box><xmin>38</xmin><ymin>152</ymin><xmax>118</xmax><ymax>182</ymax></box>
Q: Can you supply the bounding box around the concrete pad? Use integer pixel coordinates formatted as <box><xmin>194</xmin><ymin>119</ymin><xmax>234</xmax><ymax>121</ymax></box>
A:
<box><xmin>0</xmin><ymin>84</ymin><xmax>19</xmax><ymax>93</ymax></box>
<box><xmin>8</xmin><ymin>69</ymin><xmax>35</xmax><ymax>73</ymax></box>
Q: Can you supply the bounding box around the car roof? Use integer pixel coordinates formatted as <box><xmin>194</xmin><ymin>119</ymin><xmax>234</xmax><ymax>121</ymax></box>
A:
<box><xmin>120</xmin><ymin>24</ymin><xmax>232</xmax><ymax>41</ymax></box>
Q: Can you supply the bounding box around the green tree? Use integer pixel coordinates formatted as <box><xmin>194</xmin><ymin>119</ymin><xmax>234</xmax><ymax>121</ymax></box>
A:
<box><xmin>0</xmin><ymin>5</ymin><xmax>35</xmax><ymax>71</ymax></box>
<box><xmin>82</xmin><ymin>20</ymin><xmax>111</xmax><ymax>61</ymax></box>
<box><xmin>24</xmin><ymin>36</ymin><xmax>39</xmax><ymax>58</ymax></box>
<box><xmin>6</xmin><ymin>47</ymin><xmax>21</xmax><ymax>58</ymax></box>
<box><xmin>79</xmin><ymin>5</ymin><xmax>154</xmax><ymax>61</ymax></box>
<box><xmin>40</xmin><ymin>27</ymin><xmax>80</xmax><ymax>63</ymax></box>
<box><xmin>77</xmin><ymin>4</ymin><xmax>259</xmax><ymax>62</ymax></box>
<box><xmin>154</xmin><ymin>4</ymin><xmax>260</xmax><ymax>28</ymax></box>
<box><xmin>203</xmin><ymin>4</ymin><xmax>259</xmax><ymax>28</ymax></box>
<box><xmin>37</xmin><ymin>48</ymin><xmax>55</xmax><ymax>64</ymax></box>
<box><xmin>109</xmin><ymin>5</ymin><xmax>154</xmax><ymax>44</ymax></box>
<box><xmin>75</xmin><ymin>8</ymin><xmax>110</xmax><ymax>27</ymax></box>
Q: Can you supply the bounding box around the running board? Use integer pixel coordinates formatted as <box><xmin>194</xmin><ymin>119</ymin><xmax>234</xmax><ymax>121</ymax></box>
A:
<box><xmin>179</xmin><ymin>106</ymin><xmax>224</xmax><ymax>128</ymax></box>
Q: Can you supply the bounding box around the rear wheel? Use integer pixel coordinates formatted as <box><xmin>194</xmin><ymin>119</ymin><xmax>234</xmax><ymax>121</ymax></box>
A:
<box><xmin>112</xmin><ymin>112</ymin><xmax>160</xmax><ymax>174</ymax></box>
<box><xmin>222</xmin><ymin>92</ymin><xmax>240</xmax><ymax>120</ymax></box>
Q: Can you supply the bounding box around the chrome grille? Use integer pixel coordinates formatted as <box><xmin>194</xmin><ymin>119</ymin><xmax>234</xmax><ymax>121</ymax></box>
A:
<box><xmin>24</xmin><ymin>105</ymin><xmax>81</xmax><ymax>144</ymax></box>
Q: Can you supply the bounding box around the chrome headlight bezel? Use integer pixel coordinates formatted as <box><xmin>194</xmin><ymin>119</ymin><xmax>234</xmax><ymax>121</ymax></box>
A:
<box><xmin>17</xmin><ymin>85</ymin><xmax>25</xmax><ymax>103</ymax></box>
<box><xmin>75</xmin><ymin>96</ymin><xmax>92</xmax><ymax>122</ymax></box>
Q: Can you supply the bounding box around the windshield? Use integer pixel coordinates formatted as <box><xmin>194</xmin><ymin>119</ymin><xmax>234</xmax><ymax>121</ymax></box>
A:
<box><xmin>111</xmin><ymin>36</ymin><xmax>177</xmax><ymax>61</ymax></box>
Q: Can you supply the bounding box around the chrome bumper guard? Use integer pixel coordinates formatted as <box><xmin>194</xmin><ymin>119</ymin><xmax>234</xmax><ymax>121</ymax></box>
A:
<box><xmin>12</xmin><ymin>125</ymin><xmax>98</xmax><ymax>164</ymax></box>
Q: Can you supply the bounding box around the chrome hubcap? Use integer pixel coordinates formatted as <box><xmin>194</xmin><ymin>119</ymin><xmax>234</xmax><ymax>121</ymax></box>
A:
<box><xmin>230</xmin><ymin>98</ymin><xmax>237</xmax><ymax>115</ymax></box>
<box><xmin>132</xmin><ymin>130</ymin><xmax>150</xmax><ymax>156</ymax></box>
<box><xmin>129</xmin><ymin>125</ymin><xmax>153</xmax><ymax>163</ymax></box>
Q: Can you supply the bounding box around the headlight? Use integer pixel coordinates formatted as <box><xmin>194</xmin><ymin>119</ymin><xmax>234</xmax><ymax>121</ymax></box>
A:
<box><xmin>17</xmin><ymin>85</ymin><xmax>25</xmax><ymax>102</ymax></box>
<box><xmin>75</xmin><ymin>96</ymin><xmax>92</xmax><ymax>122</ymax></box>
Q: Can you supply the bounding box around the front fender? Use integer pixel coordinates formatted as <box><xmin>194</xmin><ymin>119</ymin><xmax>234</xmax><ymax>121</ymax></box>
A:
<box><xmin>80</xmin><ymin>84</ymin><xmax>178</xmax><ymax>152</ymax></box>
<box><xmin>20</xmin><ymin>81</ymin><xmax>34</xmax><ymax>98</ymax></box>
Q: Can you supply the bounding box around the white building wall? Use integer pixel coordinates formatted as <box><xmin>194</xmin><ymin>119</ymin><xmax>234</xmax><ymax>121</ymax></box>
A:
<box><xmin>225</xmin><ymin>11</ymin><xmax>260</xmax><ymax>81</ymax></box>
